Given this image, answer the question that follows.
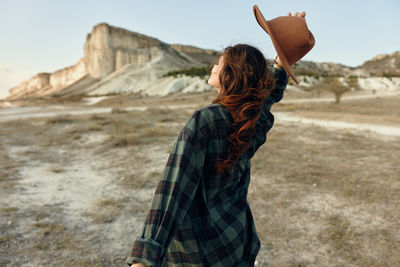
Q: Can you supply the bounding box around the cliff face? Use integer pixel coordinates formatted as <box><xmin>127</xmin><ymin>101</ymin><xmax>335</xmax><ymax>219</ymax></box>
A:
<box><xmin>83</xmin><ymin>23</ymin><xmax>169</xmax><ymax>78</ymax></box>
<box><xmin>50</xmin><ymin>58</ymin><xmax>87</xmax><ymax>91</ymax></box>
<box><xmin>7</xmin><ymin>73</ymin><xmax>51</xmax><ymax>99</ymax></box>
<box><xmin>7</xmin><ymin>58</ymin><xmax>87</xmax><ymax>100</ymax></box>
<box><xmin>6</xmin><ymin>22</ymin><xmax>211</xmax><ymax>100</ymax></box>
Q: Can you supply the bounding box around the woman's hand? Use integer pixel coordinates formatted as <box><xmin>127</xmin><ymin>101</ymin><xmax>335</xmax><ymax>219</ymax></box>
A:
<box><xmin>130</xmin><ymin>263</ymin><xmax>148</xmax><ymax>267</ymax></box>
<box><xmin>273</xmin><ymin>56</ymin><xmax>284</xmax><ymax>69</ymax></box>
<box><xmin>287</xmin><ymin>11</ymin><xmax>306</xmax><ymax>17</ymax></box>
<box><xmin>274</xmin><ymin>11</ymin><xmax>306</xmax><ymax>69</ymax></box>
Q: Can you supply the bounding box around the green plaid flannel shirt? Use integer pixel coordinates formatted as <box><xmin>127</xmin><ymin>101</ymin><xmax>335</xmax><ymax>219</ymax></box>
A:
<box><xmin>126</xmin><ymin>67</ymin><xmax>289</xmax><ymax>267</ymax></box>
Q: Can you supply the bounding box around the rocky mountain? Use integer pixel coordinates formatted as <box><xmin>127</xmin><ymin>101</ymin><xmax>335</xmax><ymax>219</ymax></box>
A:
<box><xmin>170</xmin><ymin>44</ymin><xmax>221</xmax><ymax>66</ymax></box>
<box><xmin>6</xmin><ymin>23</ymin><xmax>220</xmax><ymax>100</ymax></box>
<box><xmin>4</xmin><ymin>22</ymin><xmax>399</xmax><ymax>100</ymax></box>
<box><xmin>357</xmin><ymin>51</ymin><xmax>400</xmax><ymax>76</ymax></box>
<box><xmin>292</xmin><ymin>61</ymin><xmax>353</xmax><ymax>77</ymax></box>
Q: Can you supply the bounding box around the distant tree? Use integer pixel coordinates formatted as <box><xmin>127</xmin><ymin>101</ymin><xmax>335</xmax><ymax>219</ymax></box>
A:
<box><xmin>301</xmin><ymin>76</ymin><xmax>350</xmax><ymax>104</ymax></box>
<box><xmin>346</xmin><ymin>75</ymin><xmax>360</xmax><ymax>91</ymax></box>
<box><xmin>321</xmin><ymin>77</ymin><xmax>351</xmax><ymax>104</ymax></box>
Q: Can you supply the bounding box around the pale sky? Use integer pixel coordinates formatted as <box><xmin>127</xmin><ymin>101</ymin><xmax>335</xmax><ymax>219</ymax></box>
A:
<box><xmin>0</xmin><ymin>0</ymin><xmax>399</xmax><ymax>99</ymax></box>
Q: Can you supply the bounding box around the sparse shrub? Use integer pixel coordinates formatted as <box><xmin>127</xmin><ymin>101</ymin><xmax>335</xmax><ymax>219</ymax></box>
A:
<box><xmin>1</xmin><ymin>207</ymin><xmax>19</xmax><ymax>213</ymax></box>
<box><xmin>33</xmin><ymin>222</ymin><xmax>66</xmax><ymax>233</ymax></box>
<box><xmin>0</xmin><ymin>234</ymin><xmax>14</xmax><ymax>244</ymax></box>
<box><xmin>89</xmin><ymin>114</ymin><xmax>106</xmax><ymax>121</ymax></box>
<box><xmin>147</xmin><ymin>107</ymin><xmax>171</xmax><ymax>115</ymax></box>
<box><xmin>111</xmin><ymin>108</ymin><xmax>128</xmax><ymax>114</ymax></box>
<box><xmin>46</xmin><ymin>115</ymin><xmax>74</xmax><ymax>124</ymax></box>
<box><xmin>142</xmin><ymin>126</ymin><xmax>175</xmax><ymax>137</ymax></box>
<box><xmin>109</xmin><ymin>134</ymin><xmax>141</xmax><ymax>147</ymax></box>
<box><xmin>160</xmin><ymin>116</ymin><xmax>175</xmax><ymax>122</ymax></box>
<box><xmin>46</xmin><ymin>165</ymin><xmax>65</xmax><ymax>173</ymax></box>
<box><xmin>275</xmin><ymin>103</ymin><xmax>297</xmax><ymax>112</ymax></box>
<box><xmin>87</xmin><ymin>125</ymin><xmax>102</xmax><ymax>131</ymax></box>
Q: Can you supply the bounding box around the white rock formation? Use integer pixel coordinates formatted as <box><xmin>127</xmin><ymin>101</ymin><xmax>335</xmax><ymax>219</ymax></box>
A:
<box><xmin>358</xmin><ymin>77</ymin><xmax>400</xmax><ymax>92</ymax></box>
<box><xmin>6</xmin><ymin>22</ymin><xmax>208</xmax><ymax>100</ymax></box>
<box><xmin>140</xmin><ymin>75</ymin><xmax>213</xmax><ymax>97</ymax></box>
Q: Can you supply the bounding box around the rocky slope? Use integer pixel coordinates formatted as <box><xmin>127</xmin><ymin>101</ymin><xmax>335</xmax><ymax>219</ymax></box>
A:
<box><xmin>358</xmin><ymin>51</ymin><xmax>400</xmax><ymax>76</ymax></box>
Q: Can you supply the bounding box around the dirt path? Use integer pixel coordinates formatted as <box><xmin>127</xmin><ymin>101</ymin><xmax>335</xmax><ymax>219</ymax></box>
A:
<box><xmin>0</xmin><ymin>104</ymin><xmax>195</xmax><ymax>123</ymax></box>
<box><xmin>275</xmin><ymin>112</ymin><xmax>400</xmax><ymax>138</ymax></box>
<box><xmin>1</xmin><ymin>101</ymin><xmax>399</xmax><ymax>139</ymax></box>
<box><xmin>283</xmin><ymin>90</ymin><xmax>400</xmax><ymax>104</ymax></box>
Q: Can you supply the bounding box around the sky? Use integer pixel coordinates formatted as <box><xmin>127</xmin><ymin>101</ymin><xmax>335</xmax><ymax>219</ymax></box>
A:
<box><xmin>0</xmin><ymin>0</ymin><xmax>399</xmax><ymax>99</ymax></box>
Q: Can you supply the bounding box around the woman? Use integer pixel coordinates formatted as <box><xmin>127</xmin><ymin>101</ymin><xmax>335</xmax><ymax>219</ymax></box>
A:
<box><xmin>126</xmin><ymin>11</ymin><xmax>305</xmax><ymax>267</ymax></box>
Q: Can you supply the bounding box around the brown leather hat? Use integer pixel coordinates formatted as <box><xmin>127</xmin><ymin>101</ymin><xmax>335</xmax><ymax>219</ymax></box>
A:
<box><xmin>253</xmin><ymin>4</ymin><xmax>315</xmax><ymax>84</ymax></box>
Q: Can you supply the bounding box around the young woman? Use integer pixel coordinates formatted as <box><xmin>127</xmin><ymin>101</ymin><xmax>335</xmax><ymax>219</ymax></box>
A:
<box><xmin>126</xmin><ymin>11</ymin><xmax>305</xmax><ymax>267</ymax></box>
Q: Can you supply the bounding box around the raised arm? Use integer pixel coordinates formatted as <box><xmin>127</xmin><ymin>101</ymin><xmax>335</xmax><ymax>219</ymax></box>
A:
<box><xmin>263</xmin><ymin>66</ymin><xmax>289</xmax><ymax>108</ymax></box>
<box><xmin>126</xmin><ymin>110</ymin><xmax>209</xmax><ymax>267</ymax></box>
<box><xmin>245</xmin><ymin>65</ymin><xmax>289</xmax><ymax>158</ymax></box>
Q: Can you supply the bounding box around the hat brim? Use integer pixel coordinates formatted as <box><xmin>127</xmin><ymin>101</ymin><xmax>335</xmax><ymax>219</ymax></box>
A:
<box><xmin>253</xmin><ymin>5</ymin><xmax>299</xmax><ymax>84</ymax></box>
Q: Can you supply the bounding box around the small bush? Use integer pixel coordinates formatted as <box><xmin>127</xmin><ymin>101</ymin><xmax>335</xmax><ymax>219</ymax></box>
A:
<box><xmin>163</xmin><ymin>65</ymin><xmax>213</xmax><ymax>78</ymax></box>
<box><xmin>111</xmin><ymin>108</ymin><xmax>128</xmax><ymax>114</ymax></box>
<box><xmin>46</xmin><ymin>115</ymin><xmax>74</xmax><ymax>124</ymax></box>
<box><xmin>108</xmin><ymin>134</ymin><xmax>141</xmax><ymax>147</ymax></box>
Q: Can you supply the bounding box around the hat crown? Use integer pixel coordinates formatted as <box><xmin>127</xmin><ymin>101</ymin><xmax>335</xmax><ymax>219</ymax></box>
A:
<box><xmin>266</xmin><ymin>16</ymin><xmax>315</xmax><ymax>65</ymax></box>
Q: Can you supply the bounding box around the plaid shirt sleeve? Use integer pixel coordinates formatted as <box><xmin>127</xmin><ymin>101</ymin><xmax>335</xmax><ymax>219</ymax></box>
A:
<box><xmin>247</xmin><ymin>67</ymin><xmax>289</xmax><ymax>158</ymax></box>
<box><xmin>126</xmin><ymin>109</ymin><xmax>208</xmax><ymax>267</ymax></box>
<box><xmin>264</xmin><ymin>66</ymin><xmax>289</xmax><ymax>107</ymax></box>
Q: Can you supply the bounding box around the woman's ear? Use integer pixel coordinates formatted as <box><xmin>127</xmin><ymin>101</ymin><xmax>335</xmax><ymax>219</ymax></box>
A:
<box><xmin>224</xmin><ymin>74</ymin><xmax>231</xmax><ymax>86</ymax></box>
<box><xmin>220</xmin><ymin>72</ymin><xmax>230</xmax><ymax>82</ymax></box>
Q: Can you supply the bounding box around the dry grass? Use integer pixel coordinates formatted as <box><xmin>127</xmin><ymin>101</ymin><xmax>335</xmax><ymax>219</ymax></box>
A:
<box><xmin>1</xmin><ymin>94</ymin><xmax>399</xmax><ymax>266</ymax></box>
<box><xmin>45</xmin><ymin>164</ymin><xmax>65</xmax><ymax>173</ymax></box>
<box><xmin>0</xmin><ymin>234</ymin><xmax>14</xmax><ymax>244</ymax></box>
<box><xmin>1</xmin><ymin>207</ymin><xmax>19</xmax><ymax>213</ymax></box>
<box><xmin>95</xmin><ymin>109</ymin><xmax>182</xmax><ymax>147</ymax></box>
<box><xmin>46</xmin><ymin>115</ymin><xmax>75</xmax><ymax>124</ymax></box>
<box><xmin>248</xmin><ymin>121</ymin><xmax>400</xmax><ymax>266</ymax></box>
<box><xmin>107</xmin><ymin>134</ymin><xmax>142</xmax><ymax>147</ymax></box>
<box><xmin>111</xmin><ymin>107</ymin><xmax>128</xmax><ymax>114</ymax></box>
<box><xmin>81</xmin><ymin>198</ymin><xmax>125</xmax><ymax>224</ymax></box>
<box><xmin>0</xmin><ymin>146</ymin><xmax>21</xmax><ymax>193</ymax></box>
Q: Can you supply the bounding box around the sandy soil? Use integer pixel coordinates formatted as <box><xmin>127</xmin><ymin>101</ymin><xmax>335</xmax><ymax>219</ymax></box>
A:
<box><xmin>0</xmin><ymin>91</ymin><xmax>399</xmax><ymax>266</ymax></box>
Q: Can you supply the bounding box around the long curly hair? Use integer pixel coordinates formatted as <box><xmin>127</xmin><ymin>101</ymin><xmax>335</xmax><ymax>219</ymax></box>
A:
<box><xmin>211</xmin><ymin>43</ymin><xmax>275</xmax><ymax>175</ymax></box>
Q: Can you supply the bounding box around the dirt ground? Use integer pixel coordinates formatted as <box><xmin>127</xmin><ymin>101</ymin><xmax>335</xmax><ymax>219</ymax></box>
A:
<box><xmin>0</xmin><ymin>91</ymin><xmax>399</xmax><ymax>266</ymax></box>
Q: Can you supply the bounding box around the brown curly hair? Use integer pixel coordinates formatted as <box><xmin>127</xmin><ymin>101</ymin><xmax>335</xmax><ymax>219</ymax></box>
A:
<box><xmin>210</xmin><ymin>43</ymin><xmax>275</xmax><ymax>175</ymax></box>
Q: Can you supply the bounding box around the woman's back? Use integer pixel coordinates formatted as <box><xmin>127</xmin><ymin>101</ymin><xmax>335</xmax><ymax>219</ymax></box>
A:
<box><xmin>126</xmin><ymin>66</ymin><xmax>289</xmax><ymax>267</ymax></box>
